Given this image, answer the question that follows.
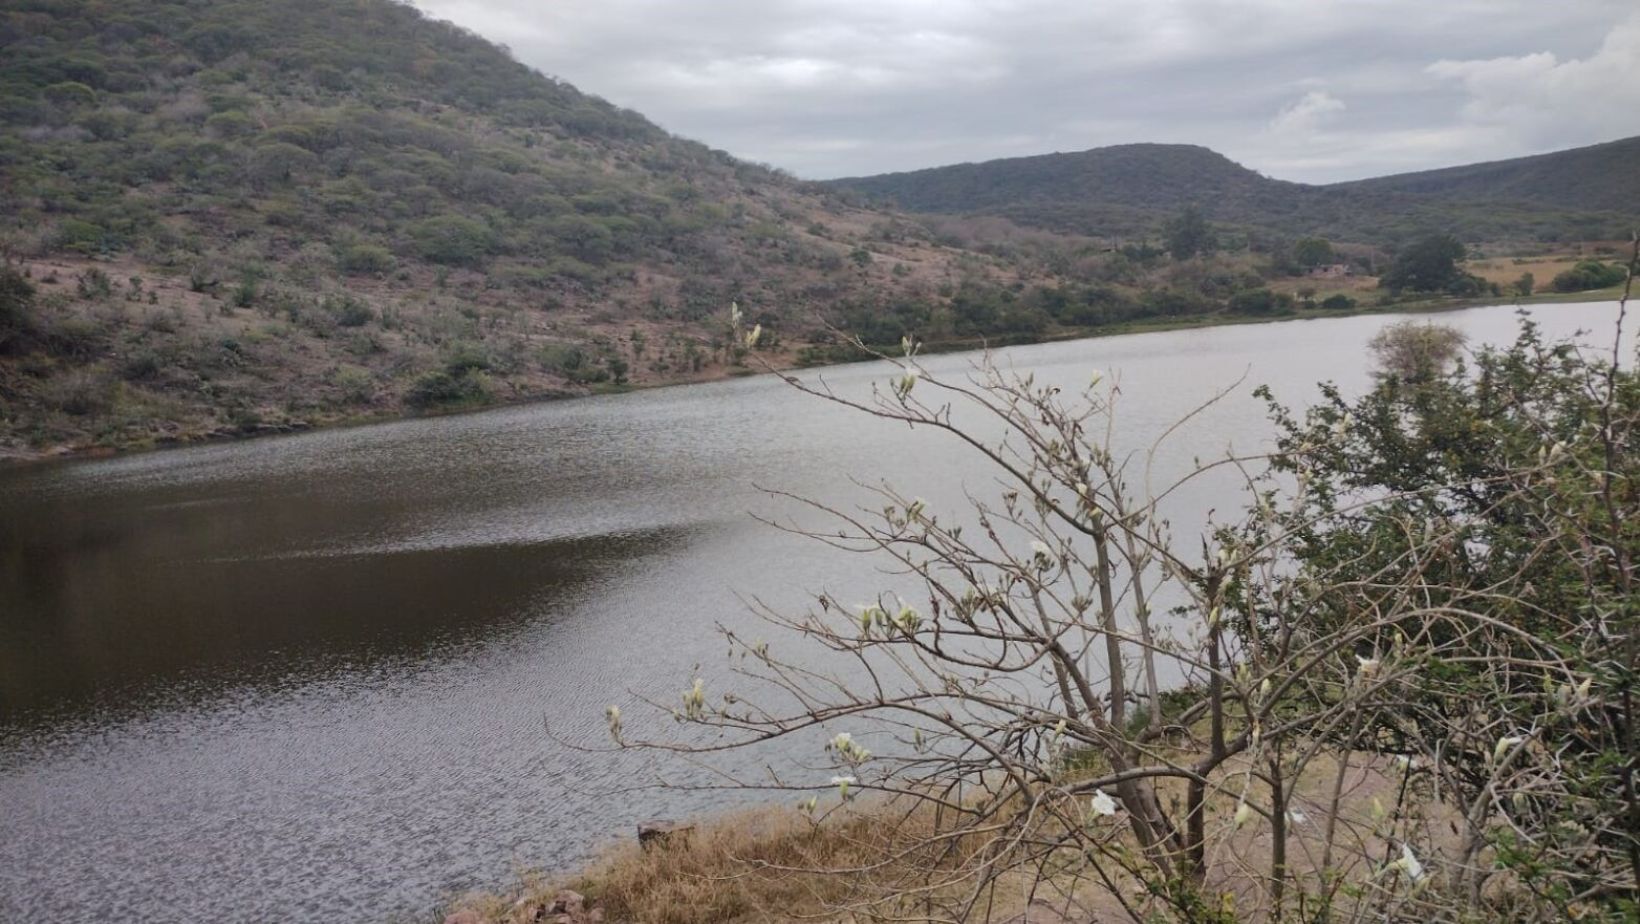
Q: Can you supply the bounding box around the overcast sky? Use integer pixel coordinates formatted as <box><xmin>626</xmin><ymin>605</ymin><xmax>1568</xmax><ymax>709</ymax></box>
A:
<box><xmin>412</xmin><ymin>0</ymin><xmax>1640</xmax><ymax>184</ymax></box>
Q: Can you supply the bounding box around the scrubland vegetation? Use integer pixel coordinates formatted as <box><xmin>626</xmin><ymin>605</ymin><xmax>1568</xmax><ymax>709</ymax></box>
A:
<box><xmin>0</xmin><ymin>0</ymin><xmax>1048</xmax><ymax>455</ymax></box>
<box><xmin>2</xmin><ymin>0</ymin><xmax>1635</xmax><ymax>461</ymax></box>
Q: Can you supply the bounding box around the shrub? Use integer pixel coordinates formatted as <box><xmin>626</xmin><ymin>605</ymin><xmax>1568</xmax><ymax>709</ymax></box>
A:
<box><xmin>203</xmin><ymin>109</ymin><xmax>253</xmax><ymax>138</ymax></box>
<box><xmin>1138</xmin><ymin>287</ymin><xmax>1209</xmax><ymax>319</ymax></box>
<box><xmin>404</xmin><ymin>369</ymin><xmax>488</xmax><ymax>409</ymax></box>
<box><xmin>245</xmin><ymin>142</ymin><xmax>318</xmax><ymax>188</ymax></box>
<box><xmin>538</xmin><ymin>342</ymin><xmax>588</xmax><ymax>376</ymax></box>
<box><xmin>43</xmin><ymin>370</ymin><xmax>116</xmax><ymax>417</ymax></box>
<box><xmin>336</xmin><ymin>244</ymin><xmax>396</xmax><ymax>275</ymax></box>
<box><xmin>1443</xmin><ymin>272</ymin><xmax>1495</xmax><ymax>297</ymax></box>
<box><xmin>442</xmin><ymin>341</ymin><xmax>494</xmax><ymax>375</ymax></box>
<box><xmin>1227</xmin><ymin>287</ymin><xmax>1293</xmax><ymax>315</ymax></box>
<box><xmin>57</xmin><ymin>220</ymin><xmax>108</xmax><ymax>255</ymax></box>
<box><xmin>233</xmin><ymin>277</ymin><xmax>258</xmax><ymax>308</ymax></box>
<box><xmin>1367</xmin><ymin>319</ymin><xmax>1466</xmax><ymax>383</ymax></box>
<box><xmin>410</xmin><ymin>216</ymin><xmax>495</xmax><ymax>266</ymax></box>
<box><xmin>188</xmin><ymin>263</ymin><xmax>217</xmax><ymax>292</ymax></box>
<box><xmin>45</xmin><ymin>315</ymin><xmax>108</xmax><ymax>360</ymax></box>
<box><xmin>41</xmin><ymin>81</ymin><xmax>97</xmax><ymax>110</ymax></box>
<box><xmin>0</xmin><ymin>267</ymin><xmax>37</xmax><ymax>351</ymax></box>
<box><xmin>332</xmin><ymin>366</ymin><xmax>375</xmax><ymax>404</ymax></box>
<box><xmin>1319</xmin><ymin>293</ymin><xmax>1356</xmax><ymax>310</ymax></box>
<box><xmin>326</xmin><ymin>294</ymin><xmax>374</xmax><ymax>327</ymax></box>
<box><xmin>1550</xmin><ymin>260</ymin><xmax>1626</xmax><ymax>293</ymax></box>
<box><xmin>75</xmin><ymin>268</ymin><xmax>114</xmax><ymax>299</ymax></box>
<box><xmin>1254</xmin><ymin>319</ymin><xmax>1640</xmax><ymax>917</ymax></box>
<box><xmin>119</xmin><ymin>350</ymin><xmax>163</xmax><ymax>381</ymax></box>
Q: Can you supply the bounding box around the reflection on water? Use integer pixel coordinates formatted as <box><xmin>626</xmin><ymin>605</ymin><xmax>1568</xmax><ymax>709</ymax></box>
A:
<box><xmin>0</xmin><ymin>302</ymin><xmax>1625</xmax><ymax>921</ymax></box>
<box><xmin>0</xmin><ymin>526</ymin><xmax>693</xmax><ymax>726</ymax></box>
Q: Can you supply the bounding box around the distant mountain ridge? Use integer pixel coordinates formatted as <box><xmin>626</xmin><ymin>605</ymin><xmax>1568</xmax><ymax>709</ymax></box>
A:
<box><xmin>829</xmin><ymin>144</ymin><xmax>1293</xmax><ymax>214</ymax></box>
<box><xmin>1330</xmin><ymin>135</ymin><xmax>1640</xmax><ymax>213</ymax></box>
<box><xmin>826</xmin><ymin>137</ymin><xmax>1640</xmax><ymax>244</ymax></box>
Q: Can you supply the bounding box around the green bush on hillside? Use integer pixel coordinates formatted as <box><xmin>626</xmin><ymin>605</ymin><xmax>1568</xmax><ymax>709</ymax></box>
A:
<box><xmin>410</xmin><ymin>217</ymin><xmax>496</xmax><ymax>266</ymax></box>
<box><xmin>1227</xmin><ymin>287</ymin><xmax>1293</xmax><ymax>315</ymax></box>
<box><xmin>404</xmin><ymin>368</ymin><xmax>489</xmax><ymax>409</ymax></box>
<box><xmin>1551</xmin><ymin>260</ymin><xmax>1626</xmax><ymax>293</ymax></box>
<box><xmin>336</xmin><ymin>244</ymin><xmax>395</xmax><ymax>275</ymax></box>
<box><xmin>0</xmin><ymin>267</ymin><xmax>37</xmax><ymax>351</ymax></box>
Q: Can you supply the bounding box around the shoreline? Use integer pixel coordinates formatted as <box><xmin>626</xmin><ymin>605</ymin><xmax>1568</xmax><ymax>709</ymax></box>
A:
<box><xmin>3</xmin><ymin>286</ymin><xmax>1620</xmax><ymax>470</ymax></box>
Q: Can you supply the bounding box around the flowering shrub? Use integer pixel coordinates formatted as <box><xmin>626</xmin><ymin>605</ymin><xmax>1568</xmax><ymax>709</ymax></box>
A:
<box><xmin>604</xmin><ymin>249</ymin><xmax>1637</xmax><ymax>921</ymax></box>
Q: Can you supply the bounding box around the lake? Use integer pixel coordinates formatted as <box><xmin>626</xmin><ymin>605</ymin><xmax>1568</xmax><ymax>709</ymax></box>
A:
<box><xmin>0</xmin><ymin>302</ymin><xmax>1625</xmax><ymax>921</ymax></box>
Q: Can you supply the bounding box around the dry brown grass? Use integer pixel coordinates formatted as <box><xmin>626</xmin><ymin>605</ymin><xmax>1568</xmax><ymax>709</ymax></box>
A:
<box><xmin>447</xmin><ymin>744</ymin><xmax>1475</xmax><ymax>924</ymax></box>
<box><xmin>1266</xmin><ymin>274</ymin><xmax>1381</xmax><ymax>299</ymax></box>
<box><xmin>1466</xmin><ymin>241</ymin><xmax>1634</xmax><ymax>289</ymax></box>
<box><xmin>448</xmin><ymin>796</ymin><xmax>1066</xmax><ymax>924</ymax></box>
<box><xmin>567</xmin><ymin>809</ymin><xmax>876</xmax><ymax>924</ymax></box>
<box><xmin>450</xmin><ymin>806</ymin><xmax>906</xmax><ymax>924</ymax></box>
<box><xmin>1467</xmin><ymin>255</ymin><xmax>1581</xmax><ymax>288</ymax></box>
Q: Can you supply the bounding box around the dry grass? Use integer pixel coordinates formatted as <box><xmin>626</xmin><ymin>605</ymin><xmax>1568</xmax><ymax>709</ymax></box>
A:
<box><xmin>448</xmin><ymin>795</ymin><xmax>1071</xmax><ymax>924</ymax></box>
<box><xmin>1467</xmin><ymin>255</ymin><xmax>1581</xmax><ymax>288</ymax></box>
<box><xmin>446</xmin><ymin>744</ymin><xmax>1481</xmax><ymax>924</ymax></box>
<box><xmin>1267</xmin><ymin>274</ymin><xmax>1381</xmax><ymax>299</ymax></box>
<box><xmin>450</xmin><ymin>806</ymin><xmax>913</xmax><ymax>924</ymax></box>
<box><xmin>1467</xmin><ymin>241</ymin><xmax>1632</xmax><ymax>289</ymax></box>
<box><xmin>567</xmin><ymin>809</ymin><xmax>877</xmax><ymax>924</ymax></box>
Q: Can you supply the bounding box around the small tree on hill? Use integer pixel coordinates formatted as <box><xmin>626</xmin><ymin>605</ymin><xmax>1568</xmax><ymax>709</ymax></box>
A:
<box><xmin>0</xmin><ymin>266</ymin><xmax>36</xmax><ymax>352</ymax></box>
<box><xmin>1379</xmin><ymin>233</ymin><xmax>1469</xmax><ymax>293</ymax></box>
<box><xmin>1165</xmin><ymin>206</ymin><xmax>1214</xmax><ymax>260</ymax></box>
<box><xmin>1292</xmin><ymin>236</ymin><xmax>1334</xmax><ymax>271</ymax></box>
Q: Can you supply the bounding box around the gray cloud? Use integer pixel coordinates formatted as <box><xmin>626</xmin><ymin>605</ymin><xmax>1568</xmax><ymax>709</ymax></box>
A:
<box><xmin>414</xmin><ymin>0</ymin><xmax>1640</xmax><ymax>183</ymax></box>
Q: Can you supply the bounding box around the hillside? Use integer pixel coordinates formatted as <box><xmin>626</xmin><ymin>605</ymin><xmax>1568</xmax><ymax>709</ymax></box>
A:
<box><xmin>0</xmin><ymin>0</ymin><xmax>1049</xmax><ymax>459</ymax></box>
<box><xmin>828</xmin><ymin>144</ymin><xmax>1280</xmax><ymax>215</ymax></box>
<box><xmin>1332</xmin><ymin>135</ymin><xmax>1640</xmax><ymax>212</ymax></box>
<box><xmin>826</xmin><ymin>139</ymin><xmax>1640</xmax><ymax>245</ymax></box>
<box><xmin>4</xmin><ymin>2</ymin><xmax>1630</xmax><ymax>462</ymax></box>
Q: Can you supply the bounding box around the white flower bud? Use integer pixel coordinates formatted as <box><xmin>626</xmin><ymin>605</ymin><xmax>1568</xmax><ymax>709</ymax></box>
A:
<box><xmin>1387</xmin><ymin>843</ymin><xmax>1424</xmax><ymax>882</ymax></box>
<box><xmin>1355</xmin><ymin>654</ymin><xmax>1381</xmax><ymax>680</ymax></box>
<box><xmin>1493</xmin><ymin>735</ymin><xmax>1524</xmax><ymax>763</ymax></box>
<box><xmin>1089</xmin><ymin>789</ymin><xmax>1118</xmax><ymax>817</ymax></box>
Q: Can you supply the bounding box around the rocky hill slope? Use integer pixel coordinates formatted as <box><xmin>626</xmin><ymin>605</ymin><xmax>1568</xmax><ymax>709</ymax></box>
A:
<box><xmin>0</xmin><ymin>0</ymin><xmax>1043</xmax><ymax>458</ymax></box>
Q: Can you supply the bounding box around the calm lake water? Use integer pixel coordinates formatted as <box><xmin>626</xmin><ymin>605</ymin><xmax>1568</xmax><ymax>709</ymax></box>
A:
<box><xmin>0</xmin><ymin>302</ymin><xmax>1626</xmax><ymax>921</ymax></box>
